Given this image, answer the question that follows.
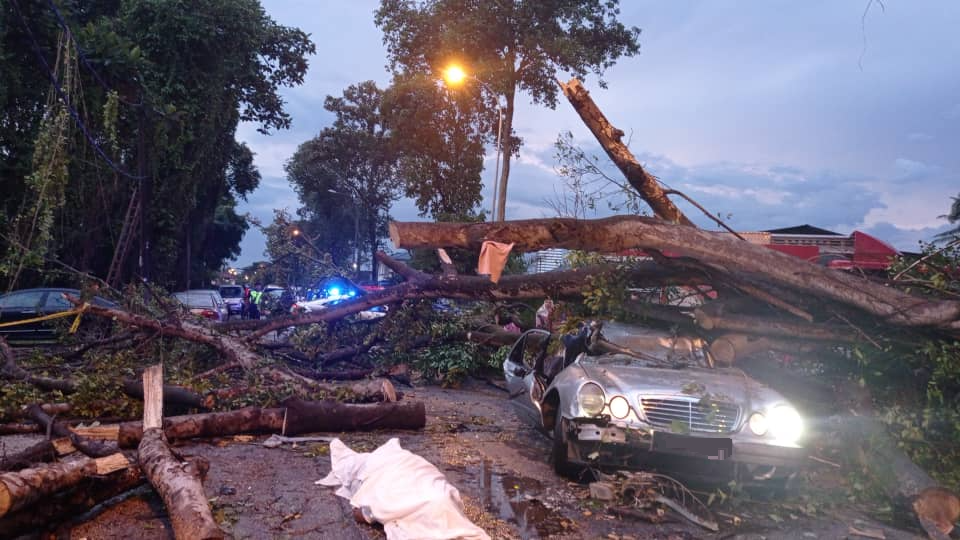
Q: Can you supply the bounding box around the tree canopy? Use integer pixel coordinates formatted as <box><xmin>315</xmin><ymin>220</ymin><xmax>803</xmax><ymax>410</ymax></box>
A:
<box><xmin>286</xmin><ymin>81</ymin><xmax>402</xmax><ymax>281</ymax></box>
<box><xmin>375</xmin><ymin>0</ymin><xmax>641</xmax><ymax>220</ymax></box>
<box><xmin>0</xmin><ymin>0</ymin><xmax>314</xmax><ymax>290</ymax></box>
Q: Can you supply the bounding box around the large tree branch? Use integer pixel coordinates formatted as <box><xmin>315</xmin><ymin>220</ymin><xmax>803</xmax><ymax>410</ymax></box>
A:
<box><xmin>389</xmin><ymin>216</ymin><xmax>960</xmax><ymax>331</ymax></box>
<box><xmin>242</xmin><ymin>255</ymin><xmax>708</xmax><ymax>341</ymax></box>
<box><xmin>558</xmin><ymin>78</ymin><xmax>693</xmax><ymax>226</ymax></box>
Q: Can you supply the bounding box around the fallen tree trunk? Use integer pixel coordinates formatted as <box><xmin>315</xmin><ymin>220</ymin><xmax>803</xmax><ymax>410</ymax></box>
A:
<box><xmin>389</xmin><ymin>217</ymin><xmax>960</xmax><ymax>332</ymax></box>
<box><xmin>281</xmin><ymin>397</ymin><xmax>423</xmax><ymax>434</ymax></box>
<box><xmin>0</xmin><ymin>466</ymin><xmax>144</xmax><ymax>538</ymax></box>
<box><xmin>558</xmin><ymin>78</ymin><xmax>694</xmax><ymax>226</ymax></box>
<box><xmin>202</xmin><ymin>378</ymin><xmax>399</xmax><ymax>408</ymax></box>
<box><xmin>137</xmin><ymin>364</ymin><xmax>223</xmax><ymax>540</ymax></box>
<box><xmin>77</xmin><ymin>399</ymin><xmax>425</xmax><ymax>448</ymax></box>
<box><xmin>246</xmin><ymin>258</ymin><xmax>707</xmax><ymax>340</ymax></box>
<box><xmin>0</xmin><ymin>452</ymin><xmax>130</xmax><ymax>517</ymax></box>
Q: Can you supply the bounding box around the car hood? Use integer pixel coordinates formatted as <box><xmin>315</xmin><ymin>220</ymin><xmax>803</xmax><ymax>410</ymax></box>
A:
<box><xmin>572</xmin><ymin>360</ymin><xmax>785</xmax><ymax>412</ymax></box>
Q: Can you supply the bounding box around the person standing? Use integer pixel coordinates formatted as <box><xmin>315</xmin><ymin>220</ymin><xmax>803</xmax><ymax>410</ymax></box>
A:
<box><xmin>249</xmin><ymin>283</ymin><xmax>263</xmax><ymax>320</ymax></box>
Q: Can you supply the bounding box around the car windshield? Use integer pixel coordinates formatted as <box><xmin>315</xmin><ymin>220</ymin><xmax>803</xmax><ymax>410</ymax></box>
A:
<box><xmin>582</xmin><ymin>321</ymin><xmax>712</xmax><ymax>368</ymax></box>
<box><xmin>174</xmin><ymin>292</ymin><xmax>216</xmax><ymax>309</ymax></box>
<box><xmin>220</xmin><ymin>286</ymin><xmax>243</xmax><ymax>298</ymax></box>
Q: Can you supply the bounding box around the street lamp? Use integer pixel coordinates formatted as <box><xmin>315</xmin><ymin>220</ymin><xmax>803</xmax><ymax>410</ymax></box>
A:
<box><xmin>327</xmin><ymin>189</ymin><xmax>361</xmax><ymax>274</ymax></box>
<box><xmin>442</xmin><ymin>63</ymin><xmax>504</xmax><ymax>221</ymax></box>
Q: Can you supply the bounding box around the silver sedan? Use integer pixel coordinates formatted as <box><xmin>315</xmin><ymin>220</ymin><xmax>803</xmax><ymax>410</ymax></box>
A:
<box><xmin>502</xmin><ymin>322</ymin><xmax>806</xmax><ymax>488</ymax></box>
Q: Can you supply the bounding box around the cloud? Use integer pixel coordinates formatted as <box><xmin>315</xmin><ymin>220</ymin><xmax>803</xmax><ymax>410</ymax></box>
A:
<box><xmin>907</xmin><ymin>132</ymin><xmax>934</xmax><ymax>142</ymax></box>
<box><xmin>894</xmin><ymin>157</ymin><xmax>941</xmax><ymax>180</ymax></box>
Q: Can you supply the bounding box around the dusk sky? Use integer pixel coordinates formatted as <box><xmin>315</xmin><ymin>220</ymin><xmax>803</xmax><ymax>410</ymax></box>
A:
<box><xmin>233</xmin><ymin>0</ymin><xmax>960</xmax><ymax>267</ymax></box>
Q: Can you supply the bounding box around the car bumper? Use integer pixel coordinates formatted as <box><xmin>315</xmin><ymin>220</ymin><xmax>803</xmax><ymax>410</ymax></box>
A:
<box><xmin>570</xmin><ymin>420</ymin><xmax>806</xmax><ymax>469</ymax></box>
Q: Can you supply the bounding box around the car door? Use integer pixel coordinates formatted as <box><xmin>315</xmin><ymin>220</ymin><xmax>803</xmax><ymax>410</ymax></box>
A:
<box><xmin>503</xmin><ymin>329</ymin><xmax>550</xmax><ymax>426</ymax></box>
<box><xmin>0</xmin><ymin>290</ymin><xmax>47</xmax><ymax>340</ymax></box>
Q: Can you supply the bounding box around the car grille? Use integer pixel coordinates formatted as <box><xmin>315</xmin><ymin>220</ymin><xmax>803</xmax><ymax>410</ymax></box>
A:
<box><xmin>640</xmin><ymin>396</ymin><xmax>741</xmax><ymax>433</ymax></box>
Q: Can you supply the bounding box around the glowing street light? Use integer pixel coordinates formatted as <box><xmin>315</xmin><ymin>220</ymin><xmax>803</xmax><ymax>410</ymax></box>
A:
<box><xmin>442</xmin><ymin>64</ymin><xmax>466</xmax><ymax>85</ymax></box>
<box><xmin>440</xmin><ymin>63</ymin><xmax>504</xmax><ymax>221</ymax></box>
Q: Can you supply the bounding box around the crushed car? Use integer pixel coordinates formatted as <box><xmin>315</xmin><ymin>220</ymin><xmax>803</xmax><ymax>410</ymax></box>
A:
<box><xmin>502</xmin><ymin>321</ymin><xmax>806</xmax><ymax>489</ymax></box>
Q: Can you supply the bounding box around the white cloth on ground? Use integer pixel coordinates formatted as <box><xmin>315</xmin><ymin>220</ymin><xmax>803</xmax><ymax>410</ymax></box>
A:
<box><xmin>318</xmin><ymin>437</ymin><xmax>490</xmax><ymax>540</ymax></box>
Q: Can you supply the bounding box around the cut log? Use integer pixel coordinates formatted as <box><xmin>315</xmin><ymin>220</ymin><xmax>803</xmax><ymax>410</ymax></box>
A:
<box><xmin>558</xmin><ymin>78</ymin><xmax>693</xmax><ymax>226</ymax></box>
<box><xmin>0</xmin><ymin>452</ymin><xmax>130</xmax><ymax>517</ymax></box>
<box><xmin>0</xmin><ymin>440</ymin><xmax>56</xmax><ymax>472</ymax></box>
<box><xmin>388</xmin><ymin>216</ymin><xmax>960</xmax><ymax>332</ymax></box>
<box><xmin>26</xmin><ymin>403</ymin><xmax>118</xmax><ymax>458</ymax></box>
<box><xmin>122</xmin><ymin>378</ymin><xmax>206</xmax><ymax>410</ymax></box>
<box><xmin>137</xmin><ymin>364</ymin><xmax>223</xmax><ymax>540</ymax></box>
<box><xmin>0</xmin><ymin>466</ymin><xmax>144</xmax><ymax>538</ymax></box>
<box><xmin>76</xmin><ymin>399</ymin><xmax>427</xmax><ymax>448</ymax></box>
<box><xmin>202</xmin><ymin>378</ymin><xmax>400</xmax><ymax>408</ymax></box>
<box><xmin>112</xmin><ymin>407</ymin><xmax>286</xmax><ymax>448</ymax></box>
<box><xmin>281</xmin><ymin>397</ymin><xmax>425</xmax><ymax>435</ymax></box>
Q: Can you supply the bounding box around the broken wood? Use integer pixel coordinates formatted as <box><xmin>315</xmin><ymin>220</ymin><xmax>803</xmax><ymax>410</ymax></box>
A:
<box><xmin>388</xmin><ymin>216</ymin><xmax>960</xmax><ymax>332</ymax></box>
<box><xmin>26</xmin><ymin>403</ymin><xmax>119</xmax><ymax>458</ymax></box>
<box><xmin>558</xmin><ymin>78</ymin><xmax>694</xmax><ymax>226</ymax></box>
<box><xmin>0</xmin><ymin>452</ymin><xmax>130</xmax><ymax>517</ymax></box>
<box><xmin>202</xmin><ymin>378</ymin><xmax>399</xmax><ymax>408</ymax></box>
<box><xmin>137</xmin><ymin>364</ymin><xmax>223</xmax><ymax>540</ymax></box>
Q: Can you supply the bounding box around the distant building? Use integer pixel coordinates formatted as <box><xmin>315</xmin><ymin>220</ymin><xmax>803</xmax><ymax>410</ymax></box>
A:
<box><xmin>749</xmin><ymin>224</ymin><xmax>898</xmax><ymax>271</ymax></box>
<box><xmin>525</xmin><ymin>248</ymin><xmax>569</xmax><ymax>274</ymax></box>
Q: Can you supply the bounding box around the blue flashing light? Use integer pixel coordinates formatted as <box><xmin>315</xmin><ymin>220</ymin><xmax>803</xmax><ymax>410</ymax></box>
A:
<box><xmin>328</xmin><ymin>287</ymin><xmax>341</xmax><ymax>298</ymax></box>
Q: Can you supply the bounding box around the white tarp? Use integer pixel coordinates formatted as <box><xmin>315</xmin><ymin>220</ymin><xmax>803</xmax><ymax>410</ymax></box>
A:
<box><xmin>318</xmin><ymin>437</ymin><xmax>490</xmax><ymax>540</ymax></box>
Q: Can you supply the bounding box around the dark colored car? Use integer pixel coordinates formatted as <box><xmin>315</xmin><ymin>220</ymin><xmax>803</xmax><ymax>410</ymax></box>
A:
<box><xmin>0</xmin><ymin>288</ymin><xmax>116</xmax><ymax>342</ymax></box>
<box><xmin>219</xmin><ymin>285</ymin><xmax>244</xmax><ymax>318</ymax></box>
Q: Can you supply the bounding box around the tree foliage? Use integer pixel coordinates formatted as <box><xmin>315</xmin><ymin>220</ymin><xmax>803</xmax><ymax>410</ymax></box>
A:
<box><xmin>286</xmin><ymin>81</ymin><xmax>402</xmax><ymax>281</ymax></box>
<box><xmin>0</xmin><ymin>0</ymin><xmax>314</xmax><ymax>290</ymax></box>
<box><xmin>382</xmin><ymin>74</ymin><xmax>486</xmax><ymax>220</ymax></box>
<box><xmin>375</xmin><ymin>0</ymin><xmax>641</xmax><ymax>219</ymax></box>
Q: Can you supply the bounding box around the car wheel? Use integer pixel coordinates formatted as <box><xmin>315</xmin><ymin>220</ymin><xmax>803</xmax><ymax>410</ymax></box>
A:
<box><xmin>552</xmin><ymin>413</ymin><xmax>584</xmax><ymax>479</ymax></box>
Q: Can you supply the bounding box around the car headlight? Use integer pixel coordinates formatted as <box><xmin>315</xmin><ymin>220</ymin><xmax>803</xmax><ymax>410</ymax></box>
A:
<box><xmin>609</xmin><ymin>395</ymin><xmax>630</xmax><ymax>419</ymax></box>
<box><xmin>748</xmin><ymin>412</ymin><xmax>768</xmax><ymax>436</ymax></box>
<box><xmin>578</xmin><ymin>382</ymin><xmax>605</xmax><ymax>416</ymax></box>
<box><xmin>768</xmin><ymin>405</ymin><xmax>803</xmax><ymax>443</ymax></box>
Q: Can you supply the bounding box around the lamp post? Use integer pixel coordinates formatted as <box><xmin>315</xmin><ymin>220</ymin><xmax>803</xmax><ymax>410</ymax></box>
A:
<box><xmin>327</xmin><ymin>189</ymin><xmax>361</xmax><ymax>275</ymax></box>
<box><xmin>442</xmin><ymin>64</ymin><xmax>504</xmax><ymax>221</ymax></box>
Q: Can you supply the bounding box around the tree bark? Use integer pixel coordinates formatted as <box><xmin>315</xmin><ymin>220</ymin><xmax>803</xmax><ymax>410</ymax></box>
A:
<box><xmin>0</xmin><ymin>440</ymin><xmax>56</xmax><ymax>472</ymax></box>
<box><xmin>0</xmin><ymin>452</ymin><xmax>130</xmax><ymax>517</ymax></box>
<box><xmin>0</xmin><ymin>466</ymin><xmax>144</xmax><ymax>538</ymax></box>
<box><xmin>389</xmin><ymin>216</ymin><xmax>960</xmax><ymax>331</ymax></box>
<box><xmin>558</xmin><ymin>78</ymin><xmax>693</xmax><ymax>226</ymax></box>
<box><xmin>78</xmin><ymin>400</ymin><xmax>424</xmax><ymax>448</ymax></box>
<box><xmin>281</xmin><ymin>397</ymin><xmax>424</xmax><ymax>435</ymax></box>
<box><xmin>122</xmin><ymin>378</ymin><xmax>206</xmax><ymax>410</ymax></box>
<box><xmin>137</xmin><ymin>364</ymin><xmax>223</xmax><ymax>540</ymax></box>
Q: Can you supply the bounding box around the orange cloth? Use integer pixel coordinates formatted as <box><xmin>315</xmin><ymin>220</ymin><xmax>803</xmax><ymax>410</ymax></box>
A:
<box><xmin>477</xmin><ymin>241</ymin><xmax>514</xmax><ymax>283</ymax></box>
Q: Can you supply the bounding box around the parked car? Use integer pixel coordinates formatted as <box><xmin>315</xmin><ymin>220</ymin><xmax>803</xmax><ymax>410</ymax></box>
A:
<box><xmin>173</xmin><ymin>290</ymin><xmax>228</xmax><ymax>322</ymax></box>
<box><xmin>502</xmin><ymin>321</ymin><xmax>807</xmax><ymax>489</ymax></box>
<box><xmin>0</xmin><ymin>288</ymin><xmax>116</xmax><ymax>342</ymax></box>
<box><xmin>218</xmin><ymin>285</ymin><xmax>245</xmax><ymax>318</ymax></box>
<box><xmin>291</xmin><ymin>277</ymin><xmax>386</xmax><ymax>320</ymax></box>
